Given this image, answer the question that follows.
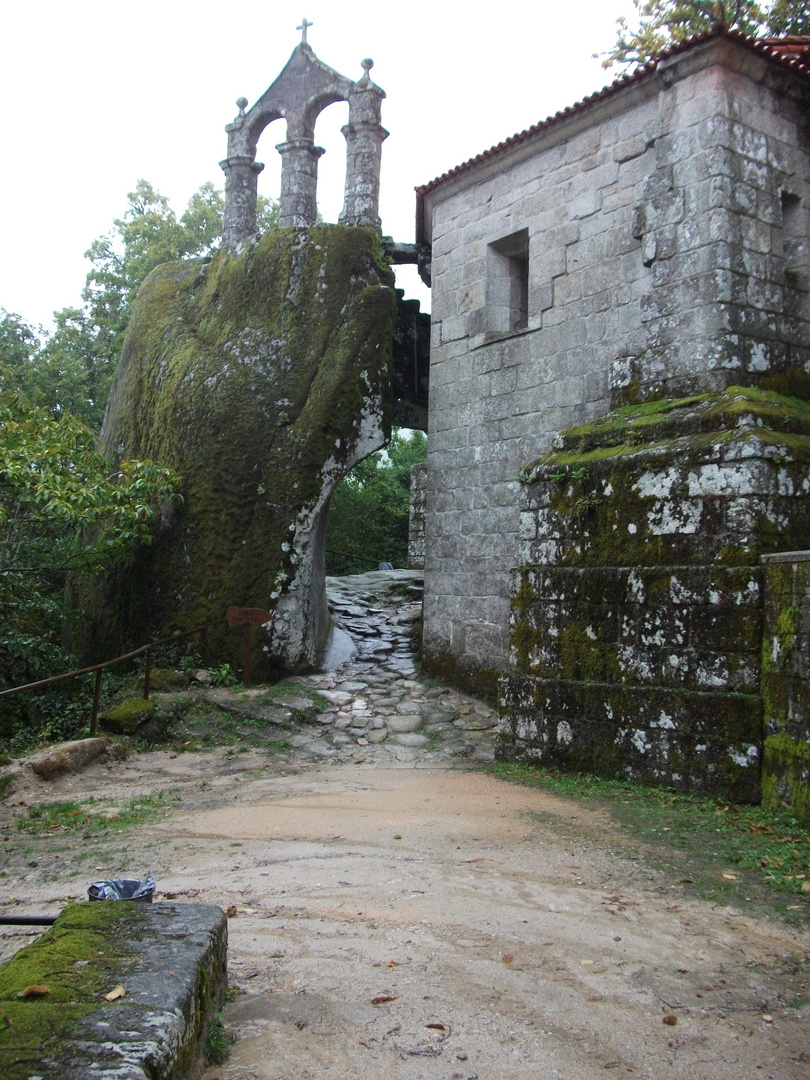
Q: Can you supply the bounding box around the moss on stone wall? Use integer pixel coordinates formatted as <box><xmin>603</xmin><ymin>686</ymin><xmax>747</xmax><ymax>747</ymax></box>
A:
<box><xmin>71</xmin><ymin>227</ymin><xmax>395</xmax><ymax>678</ymax></box>
<box><xmin>0</xmin><ymin>903</ymin><xmax>144</xmax><ymax>1078</ymax></box>
<box><xmin>519</xmin><ymin>386</ymin><xmax>810</xmax><ymax>569</ymax></box>
<box><xmin>502</xmin><ymin>384</ymin><xmax>810</xmax><ymax>802</ymax></box>
<box><xmin>762</xmin><ymin>733</ymin><xmax>810</xmax><ymax>825</ymax></box>
<box><xmin>760</xmin><ymin>558</ymin><xmax>810</xmax><ymax>824</ymax></box>
<box><xmin>423</xmin><ymin>648</ymin><xmax>500</xmax><ymax>704</ymax></box>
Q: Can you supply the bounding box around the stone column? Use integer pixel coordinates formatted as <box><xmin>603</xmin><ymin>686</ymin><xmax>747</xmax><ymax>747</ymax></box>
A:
<box><xmin>339</xmin><ymin>61</ymin><xmax>387</xmax><ymax>229</ymax></box>
<box><xmin>276</xmin><ymin>139</ymin><xmax>324</xmax><ymax>227</ymax></box>
<box><xmin>220</xmin><ymin>155</ymin><xmax>265</xmax><ymax>249</ymax></box>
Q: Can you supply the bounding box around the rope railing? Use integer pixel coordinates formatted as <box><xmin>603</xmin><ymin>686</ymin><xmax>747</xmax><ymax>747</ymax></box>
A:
<box><xmin>0</xmin><ymin>626</ymin><xmax>208</xmax><ymax>736</ymax></box>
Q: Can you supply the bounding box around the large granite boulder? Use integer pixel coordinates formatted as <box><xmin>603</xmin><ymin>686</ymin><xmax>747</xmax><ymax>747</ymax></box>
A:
<box><xmin>72</xmin><ymin>225</ymin><xmax>395</xmax><ymax>679</ymax></box>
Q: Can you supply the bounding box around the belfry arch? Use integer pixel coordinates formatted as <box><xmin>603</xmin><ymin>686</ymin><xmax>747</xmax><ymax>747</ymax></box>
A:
<box><xmin>220</xmin><ymin>27</ymin><xmax>387</xmax><ymax>246</ymax></box>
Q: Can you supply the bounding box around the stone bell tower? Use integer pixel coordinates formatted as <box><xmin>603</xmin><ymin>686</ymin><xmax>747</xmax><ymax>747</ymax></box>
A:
<box><xmin>220</xmin><ymin>20</ymin><xmax>388</xmax><ymax>246</ymax></box>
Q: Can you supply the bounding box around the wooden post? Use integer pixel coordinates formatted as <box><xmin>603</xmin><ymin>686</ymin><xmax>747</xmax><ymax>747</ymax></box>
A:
<box><xmin>90</xmin><ymin>669</ymin><xmax>102</xmax><ymax>736</ymax></box>
<box><xmin>242</xmin><ymin>625</ymin><xmax>252</xmax><ymax>687</ymax></box>
<box><xmin>226</xmin><ymin>607</ymin><xmax>273</xmax><ymax>687</ymax></box>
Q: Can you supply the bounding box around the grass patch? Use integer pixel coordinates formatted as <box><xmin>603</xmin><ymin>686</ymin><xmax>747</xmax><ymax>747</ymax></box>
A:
<box><xmin>205</xmin><ymin>1013</ymin><xmax>234</xmax><ymax>1065</ymax></box>
<box><xmin>488</xmin><ymin>763</ymin><xmax>810</xmax><ymax>917</ymax></box>
<box><xmin>13</xmin><ymin>793</ymin><xmax>170</xmax><ymax>837</ymax></box>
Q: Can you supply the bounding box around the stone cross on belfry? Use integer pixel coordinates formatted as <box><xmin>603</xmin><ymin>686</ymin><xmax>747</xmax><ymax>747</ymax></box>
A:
<box><xmin>297</xmin><ymin>17</ymin><xmax>313</xmax><ymax>45</ymax></box>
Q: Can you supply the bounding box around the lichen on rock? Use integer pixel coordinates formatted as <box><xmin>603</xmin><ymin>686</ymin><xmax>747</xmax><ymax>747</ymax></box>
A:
<box><xmin>72</xmin><ymin>225</ymin><xmax>395</xmax><ymax>679</ymax></box>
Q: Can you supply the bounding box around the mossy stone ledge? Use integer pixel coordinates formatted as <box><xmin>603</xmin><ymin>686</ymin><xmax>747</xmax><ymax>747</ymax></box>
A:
<box><xmin>0</xmin><ymin>901</ymin><xmax>227</xmax><ymax>1080</ymax></box>
<box><xmin>501</xmin><ymin>386</ymin><xmax>810</xmax><ymax>804</ymax></box>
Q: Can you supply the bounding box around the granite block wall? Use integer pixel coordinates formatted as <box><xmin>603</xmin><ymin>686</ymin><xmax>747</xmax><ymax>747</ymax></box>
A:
<box><xmin>499</xmin><ymin>386</ymin><xmax>810</xmax><ymax>800</ymax></box>
<box><xmin>420</xmin><ymin>37</ymin><xmax>810</xmax><ymax>691</ymax></box>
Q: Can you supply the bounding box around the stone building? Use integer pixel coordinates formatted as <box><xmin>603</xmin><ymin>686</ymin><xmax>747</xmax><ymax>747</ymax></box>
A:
<box><xmin>416</xmin><ymin>28</ymin><xmax>810</xmax><ymax>811</ymax></box>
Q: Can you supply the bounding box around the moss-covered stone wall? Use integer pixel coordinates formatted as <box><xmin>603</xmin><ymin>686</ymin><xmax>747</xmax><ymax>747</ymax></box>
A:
<box><xmin>72</xmin><ymin>226</ymin><xmax>395</xmax><ymax>679</ymax></box>
<box><xmin>761</xmin><ymin>553</ymin><xmax>810</xmax><ymax>825</ymax></box>
<box><xmin>0</xmin><ymin>902</ymin><xmax>227</xmax><ymax>1080</ymax></box>
<box><xmin>500</xmin><ymin>387</ymin><xmax>810</xmax><ymax>802</ymax></box>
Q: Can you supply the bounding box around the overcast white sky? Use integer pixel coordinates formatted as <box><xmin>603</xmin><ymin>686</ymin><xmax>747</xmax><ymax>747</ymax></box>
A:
<box><xmin>1</xmin><ymin>0</ymin><xmax>639</xmax><ymax>329</ymax></box>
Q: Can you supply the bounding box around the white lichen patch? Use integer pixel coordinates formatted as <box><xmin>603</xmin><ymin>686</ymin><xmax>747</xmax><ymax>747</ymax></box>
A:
<box><xmin>687</xmin><ymin>462</ymin><xmax>762</xmax><ymax>497</ymax></box>
<box><xmin>634</xmin><ymin>469</ymin><xmax>678</xmax><ymax>499</ymax></box>
<box><xmin>556</xmin><ymin>721</ymin><xmax>574</xmax><ymax>746</ymax></box>
<box><xmin>646</xmin><ymin>499</ymin><xmax>702</xmax><ymax>535</ymax></box>
<box><xmin>630</xmin><ymin>729</ymin><xmax>651</xmax><ymax>753</ymax></box>
<box><xmin>654</xmin><ymin>711</ymin><xmax>676</xmax><ymax>730</ymax></box>
<box><xmin>728</xmin><ymin>744</ymin><xmax>759</xmax><ymax>767</ymax></box>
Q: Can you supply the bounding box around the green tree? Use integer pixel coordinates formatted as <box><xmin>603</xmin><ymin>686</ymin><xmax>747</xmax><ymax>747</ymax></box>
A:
<box><xmin>23</xmin><ymin>181</ymin><xmax>279</xmax><ymax>429</ymax></box>
<box><xmin>767</xmin><ymin>0</ymin><xmax>810</xmax><ymax>33</ymax></box>
<box><xmin>603</xmin><ymin>0</ymin><xmax>809</xmax><ymax>69</ymax></box>
<box><xmin>0</xmin><ymin>309</ymin><xmax>42</xmax><ymax>371</ymax></box>
<box><xmin>325</xmin><ymin>430</ymin><xmax>428</xmax><ymax>576</ymax></box>
<box><xmin>0</xmin><ymin>374</ymin><xmax>178</xmax><ymax>696</ymax></box>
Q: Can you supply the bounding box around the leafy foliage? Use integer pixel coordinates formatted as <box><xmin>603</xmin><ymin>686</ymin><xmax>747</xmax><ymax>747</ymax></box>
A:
<box><xmin>1</xmin><ymin>182</ymin><xmax>279</xmax><ymax>429</ymax></box>
<box><xmin>0</xmin><ymin>179</ymin><xmax>277</xmax><ymax>741</ymax></box>
<box><xmin>325</xmin><ymin>430</ymin><xmax>427</xmax><ymax>575</ymax></box>
<box><xmin>0</xmin><ymin>380</ymin><xmax>178</xmax><ymax>713</ymax></box>
<box><xmin>603</xmin><ymin>0</ymin><xmax>810</xmax><ymax>69</ymax></box>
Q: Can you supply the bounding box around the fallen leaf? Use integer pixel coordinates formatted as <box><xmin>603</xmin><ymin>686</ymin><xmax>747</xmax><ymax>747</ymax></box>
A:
<box><xmin>426</xmin><ymin>1022</ymin><xmax>447</xmax><ymax>1031</ymax></box>
<box><xmin>580</xmin><ymin>959</ymin><xmax>595</xmax><ymax>966</ymax></box>
<box><xmin>104</xmin><ymin>985</ymin><xmax>126</xmax><ymax>1002</ymax></box>
<box><xmin>393</xmin><ymin>834</ymin><xmax>402</xmax><ymax>840</ymax></box>
<box><xmin>662</xmin><ymin>1014</ymin><xmax>678</xmax><ymax>1026</ymax></box>
<box><xmin>226</xmin><ymin>905</ymin><xmax>238</xmax><ymax>917</ymax></box>
<box><xmin>371</xmin><ymin>995</ymin><xmax>397</xmax><ymax>1005</ymax></box>
<box><xmin>501</xmin><ymin>954</ymin><xmax>514</xmax><ymax>964</ymax></box>
<box><xmin>20</xmin><ymin>985</ymin><xmax>49</xmax><ymax>998</ymax></box>
<box><xmin>802</xmin><ymin>881</ymin><xmax>810</xmax><ymax>893</ymax></box>
<box><xmin>722</xmin><ymin>873</ymin><xmax>738</xmax><ymax>880</ymax></box>
<box><xmin>387</xmin><ymin>961</ymin><xmax>398</xmax><ymax>968</ymax></box>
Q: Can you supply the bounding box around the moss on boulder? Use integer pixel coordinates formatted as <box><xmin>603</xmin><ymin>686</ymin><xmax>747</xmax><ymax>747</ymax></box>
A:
<box><xmin>98</xmin><ymin>698</ymin><xmax>155</xmax><ymax>736</ymax></box>
<box><xmin>72</xmin><ymin>226</ymin><xmax>395</xmax><ymax>679</ymax></box>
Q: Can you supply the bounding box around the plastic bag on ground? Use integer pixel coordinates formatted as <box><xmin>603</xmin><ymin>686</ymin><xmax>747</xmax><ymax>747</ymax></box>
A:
<box><xmin>87</xmin><ymin>875</ymin><xmax>155</xmax><ymax>902</ymax></box>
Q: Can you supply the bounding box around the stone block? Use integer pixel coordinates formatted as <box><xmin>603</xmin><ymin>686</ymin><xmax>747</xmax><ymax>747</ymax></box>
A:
<box><xmin>0</xmin><ymin>902</ymin><xmax>227</xmax><ymax>1079</ymax></box>
<box><xmin>499</xmin><ymin>676</ymin><xmax>762</xmax><ymax>801</ymax></box>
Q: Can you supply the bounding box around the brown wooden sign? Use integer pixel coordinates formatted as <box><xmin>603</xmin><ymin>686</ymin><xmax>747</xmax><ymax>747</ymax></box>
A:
<box><xmin>226</xmin><ymin>607</ymin><xmax>272</xmax><ymax>628</ymax></box>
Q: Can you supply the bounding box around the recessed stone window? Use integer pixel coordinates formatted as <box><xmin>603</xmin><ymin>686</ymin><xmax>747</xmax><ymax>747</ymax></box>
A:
<box><xmin>487</xmin><ymin>228</ymin><xmax>529</xmax><ymax>334</ymax></box>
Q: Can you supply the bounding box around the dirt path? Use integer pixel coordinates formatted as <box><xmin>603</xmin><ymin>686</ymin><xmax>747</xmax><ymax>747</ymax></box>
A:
<box><xmin>5</xmin><ymin>756</ymin><xmax>808</xmax><ymax>1080</ymax></box>
<box><xmin>0</xmin><ymin>572</ymin><xmax>807</xmax><ymax>1078</ymax></box>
